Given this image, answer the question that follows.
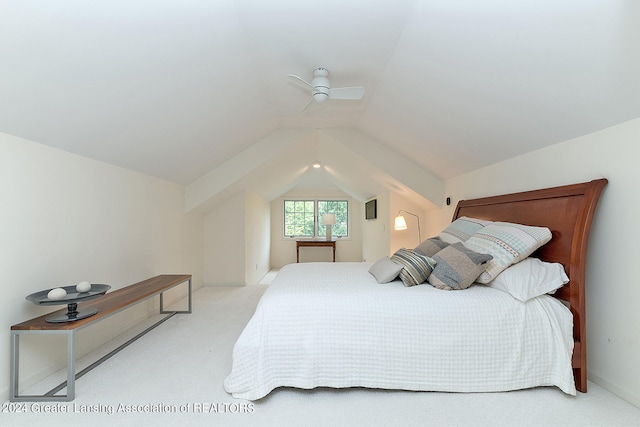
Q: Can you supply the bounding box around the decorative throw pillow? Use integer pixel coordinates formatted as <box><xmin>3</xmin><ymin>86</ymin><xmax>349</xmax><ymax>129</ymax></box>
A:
<box><xmin>413</xmin><ymin>236</ymin><xmax>450</xmax><ymax>257</ymax></box>
<box><xmin>438</xmin><ymin>216</ymin><xmax>493</xmax><ymax>244</ymax></box>
<box><xmin>427</xmin><ymin>243</ymin><xmax>493</xmax><ymax>290</ymax></box>
<box><xmin>368</xmin><ymin>256</ymin><xmax>404</xmax><ymax>283</ymax></box>
<box><xmin>390</xmin><ymin>248</ymin><xmax>437</xmax><ymax>287</ymax></box>
<box><xmin>487</xmin><ymin>257</ymin><xmax>569</xmax><ymax>302</ymax></box>
<box><xmin>463</xmin><ymin>221</ymin><xmax>553</xmax><ymax>284</ymax></box>
<box><xmin>414</xmin><ymin>237</ymin><xmax>450</xmax><ymax>257</ymax></box>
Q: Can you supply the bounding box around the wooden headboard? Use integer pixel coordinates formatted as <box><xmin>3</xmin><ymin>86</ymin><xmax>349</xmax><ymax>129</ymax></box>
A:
<box><xmin>453</xmin><ymin>178</ymin><xmax>607</xmax><ymax>393</ymax></box>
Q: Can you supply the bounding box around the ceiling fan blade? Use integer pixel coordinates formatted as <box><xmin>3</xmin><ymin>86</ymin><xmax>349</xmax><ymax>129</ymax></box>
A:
<box><xmin>288</xmin><ymin>74</ymin><xmax>314</xmax><ymax>92</ymax></box>
<box><xmin>303</xmin><ymin>98</ymin><xmax>323</xmax><ymax>113</ymax></box>
<box><xmin>329</xmin><ymin>86</ymin><xmax>365</xmax><ymax>100</ymax></box>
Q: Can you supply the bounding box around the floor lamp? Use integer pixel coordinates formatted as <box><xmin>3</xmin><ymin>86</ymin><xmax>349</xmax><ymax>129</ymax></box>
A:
<box><xmin>394</xmin><ymin>210</ymin><xmax>422</xmax><ymax>245</ymax></box>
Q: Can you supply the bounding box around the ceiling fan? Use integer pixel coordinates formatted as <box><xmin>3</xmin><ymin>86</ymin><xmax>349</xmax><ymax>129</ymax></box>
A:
<box><xmin>287</xmin><ymin>68</ymin><xmax>365</xmax><ymax>112</ymax></box>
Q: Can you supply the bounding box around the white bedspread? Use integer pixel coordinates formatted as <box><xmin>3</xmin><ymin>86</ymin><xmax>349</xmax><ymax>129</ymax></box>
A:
<box><xmin>224</xmin><ymin>262</ymin><xmax>576</xmax><ymax>400</ymax></box>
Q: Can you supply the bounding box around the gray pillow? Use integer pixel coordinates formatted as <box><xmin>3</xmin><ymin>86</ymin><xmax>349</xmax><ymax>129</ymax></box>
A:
<box><xmin>368</xmin><ymin>256</ymin><xmax>403</xmax><ymax>283</ymax></box>
<box><xmin>414</xmin><ymin>237</ymin><xmax>450</xmax><ymax>257</ymax></box>
<box><xmin>428</xmin><ymin>243</ymin><xmax>493</xmax><ymax>290</ymax></box>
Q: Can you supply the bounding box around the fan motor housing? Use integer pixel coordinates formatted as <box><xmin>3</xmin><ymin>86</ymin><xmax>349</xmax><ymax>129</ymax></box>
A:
<box><xmin>311</xmin><ymin>69</ymin><xmax>330</xmax><ymax>102</ymax></box>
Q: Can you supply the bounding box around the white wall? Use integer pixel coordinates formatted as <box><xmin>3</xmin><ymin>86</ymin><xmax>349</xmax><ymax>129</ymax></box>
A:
<box><xmin>270</xmin><ymin>190</ymin><xmax>363</xmax><ymax>267</ymax></box>
<box><xmin>424</xmin><ymin>118</ymin><xmax>640</xmax><ymax>406</ymax></box>
<box><xmin>203</xmin><ymin>192</ymin><xmax>245</xmax><ymax>285</ymax></box>
<box><xmin>362</xmin><ymin>193</ymin><xmax>390</xmax><ymax>263</ymax></box>
<box><xmin>0</xmin><ymin>132</ymin><xmax>203</xmax><ymax>401</ymax></box>
<box><xmin>203</xmin><ymin>190</ymin><xmax>271</xmax><ymax>286</ymax></box>
<box><xmin>245</xmin><ymin>191</ymin><xmax>271</xmax><ymax>285</ymax></box>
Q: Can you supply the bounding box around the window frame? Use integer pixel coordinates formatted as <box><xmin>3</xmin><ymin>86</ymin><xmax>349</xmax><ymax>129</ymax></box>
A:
<box><xmin>283</xmin><ymin>199</ymin><xmax>316</xmax><ymax>238</ymax></box>
<box><xmin>282</xmin><ymin>198</ymin><xmax>350</xmax><ymax>239</ymax></box>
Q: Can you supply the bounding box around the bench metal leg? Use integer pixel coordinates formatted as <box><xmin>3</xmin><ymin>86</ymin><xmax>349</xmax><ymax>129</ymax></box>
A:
<box><xmin>10</xmin><ymin>330</ymin><xmax>76</xmax><ymax>402</ymax></box>
<box><xmin>10</xmin><ymin>331</ymin><xmax>19</xmax><ymax>400</ymax></box>
<box><xmin>65</xmin><ymin>330</ymin><xmax>76</xmax><ymax>400</ymax></box>
<box><xmin>160</xmin><ymin>277</ymin><xmax>192</xmax><ymax>314</ymax></box>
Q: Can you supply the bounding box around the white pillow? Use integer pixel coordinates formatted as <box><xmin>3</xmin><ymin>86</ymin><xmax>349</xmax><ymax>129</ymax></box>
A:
<box><xmin>368</xmin><ymin>256</ymin><xmax>403</xmax><ymax>283</ymax></box>
<box><xmin>487</xmin><ymin>257</ymin><xmax>569</xmax><ymax>302</ymax></box>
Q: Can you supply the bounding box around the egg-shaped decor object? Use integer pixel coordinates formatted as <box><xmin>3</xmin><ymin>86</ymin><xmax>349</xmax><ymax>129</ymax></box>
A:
<box><xmin>76</xmin><ymin>281</ymin><xmax>91</xmax><ymax>293</ymax></box>
<box><xmin>47</xmin><ymin>287</ymin><xmax>67</xmax><ymax>300</ymax></box>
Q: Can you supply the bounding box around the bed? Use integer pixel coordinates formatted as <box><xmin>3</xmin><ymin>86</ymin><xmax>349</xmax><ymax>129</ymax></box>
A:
<box><xmin>224</xmin><ymin>179</ymin><xmax>607</xmax><ymax>400</ymax></box>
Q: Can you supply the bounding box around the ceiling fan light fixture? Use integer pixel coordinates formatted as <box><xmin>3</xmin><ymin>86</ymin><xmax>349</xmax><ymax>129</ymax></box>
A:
<box><xmin>313</xmin><ymin>92</ymin><xmax>329</xmax><ymax>103</ymax></box>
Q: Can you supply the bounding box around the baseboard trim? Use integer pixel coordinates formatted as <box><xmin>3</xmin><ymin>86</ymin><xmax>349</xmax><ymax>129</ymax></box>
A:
<box><xmin>203</xmin><ymin>282</ymin><xmax>246</xmax><ymax>287</ymax></box>
<box><xmin>589</xmin><ymin>369</ymin><xmax>640</xmax><ymax>408</ymax></box>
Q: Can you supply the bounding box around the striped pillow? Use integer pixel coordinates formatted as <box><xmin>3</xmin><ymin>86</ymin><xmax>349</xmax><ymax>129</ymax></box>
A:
<box><xmin>463</xmin><ymin>222</ymin><xmax>552</xmax><ymax>284</ymax></box>
<box><xmin>438</xmin><ymin>217</ymin><xmax>493</xmax><ymax>244</ymax></box>
<box><xmin>390</xmin><ymin>248</ymin><xmax>437</xmax><ymax>287</ymax></box>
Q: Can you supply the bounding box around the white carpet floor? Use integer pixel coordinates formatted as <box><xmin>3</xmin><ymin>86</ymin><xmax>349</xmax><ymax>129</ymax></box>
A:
<box><xmin>4</xmin><ymin>283</ymin><xmax>640</xmax><ymax>427</ymax></box>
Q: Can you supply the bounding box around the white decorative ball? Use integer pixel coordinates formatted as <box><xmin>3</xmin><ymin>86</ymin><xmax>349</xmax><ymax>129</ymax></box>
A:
<box><xmin>76</xmin><ymin>281</ymin><xmax>91</xmax><ymax>293</ymax></box>
<box><xmin>47</xmin><ymin>287</ymin><xmax>67</xmax><ymax>300</ymax></box>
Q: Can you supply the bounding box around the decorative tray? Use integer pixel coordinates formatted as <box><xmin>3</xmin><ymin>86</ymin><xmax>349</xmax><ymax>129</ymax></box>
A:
<box><xmin>26</xmin><ymin>284</ymin><xmax>111</xmax><ymax>323</ymax></box>
<box><xmin>26</xmin><ymin>284</ymin><xmax>111</xmax><ymax>305</ymax></box>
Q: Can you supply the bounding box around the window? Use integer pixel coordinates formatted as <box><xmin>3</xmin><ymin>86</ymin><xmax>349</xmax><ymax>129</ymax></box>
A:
<box><xmin>284</xmin><ymin>200</ymin><xmax>315</xmax><ymax>237</ymax></box>
<box><xmin>284</xmin><ymin>199</ymin><xmax>349</xmax><ymax>238</ymax></box>
<box><xmin>317</xmin><ymin>200</ymin><xmax>348</xmax><ymax>238</ymax></box>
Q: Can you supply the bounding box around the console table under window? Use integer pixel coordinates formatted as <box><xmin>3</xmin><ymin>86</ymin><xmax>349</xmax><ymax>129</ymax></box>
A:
<box><xmin>296</xmin><ymin>240</ymin><xmax>336</xmax><ymax>263</ymax></box>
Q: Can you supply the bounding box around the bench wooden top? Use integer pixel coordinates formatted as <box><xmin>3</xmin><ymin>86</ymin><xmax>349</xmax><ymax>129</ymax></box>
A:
<box><xmin>11</xmin><ymin>274</ymin><xmax>191</xmax><ymax>331</ymax></box>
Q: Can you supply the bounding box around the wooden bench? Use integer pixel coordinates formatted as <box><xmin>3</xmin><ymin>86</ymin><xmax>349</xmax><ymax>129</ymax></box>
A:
<box><xmin>10</xmin><ymin>274</ymin><xmax>192</xmax><ymax>402</ymax></box>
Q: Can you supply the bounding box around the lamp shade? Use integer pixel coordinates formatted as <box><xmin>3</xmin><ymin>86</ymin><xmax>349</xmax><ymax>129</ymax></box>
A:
<box><xmin>322</xmin><ymin>213</ymin><xmax>336</xmax><ymax>225</ymax></box>
<box><xmin>394</xmin><ymin>215</ymin><xmax>407</xmax><ymax>230</ymax></box>
<box><xmin>322</xmin><ymin>213</ymin><xmax>336</xmax><ymax>241</ymax></box>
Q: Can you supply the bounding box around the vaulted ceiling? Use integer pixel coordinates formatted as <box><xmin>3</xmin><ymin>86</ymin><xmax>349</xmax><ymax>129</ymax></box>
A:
<box><xmin>2</xmin><ymin>1</ymin><xmax>639</xmax><ymax>211</ymax></box>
